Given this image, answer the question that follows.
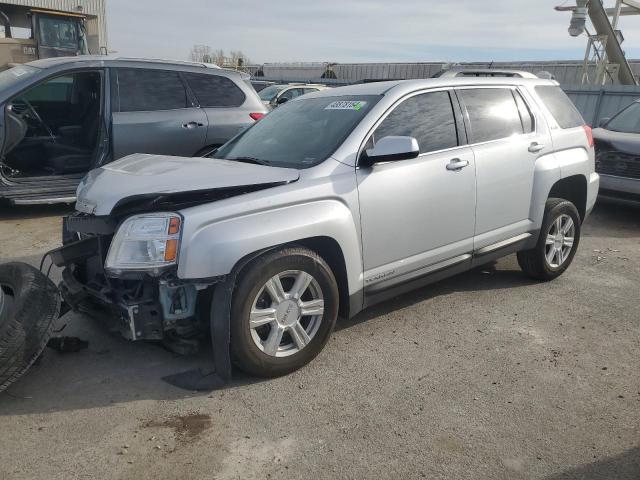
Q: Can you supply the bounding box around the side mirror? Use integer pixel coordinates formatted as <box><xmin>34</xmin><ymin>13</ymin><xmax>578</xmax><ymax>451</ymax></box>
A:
<box><xmin>360</xmin><ymin>136</ymin><xmax>420</xmax><ymax>167</ymax></box>
<box><xmin>276</xmin><ymin>96</ymin><xmax>289</xmax><ymax>105</ymax></box>
<box><xmin>598</xmin><ymin>117</ymin><xmax>610</xmax><ymax>128</ymax></box>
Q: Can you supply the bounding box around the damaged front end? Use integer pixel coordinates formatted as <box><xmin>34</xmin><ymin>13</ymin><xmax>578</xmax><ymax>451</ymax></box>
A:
<box><xmin>50</xmin><ymin>213</ymin><xmax>222</xmax><ymax>357</ymax></box>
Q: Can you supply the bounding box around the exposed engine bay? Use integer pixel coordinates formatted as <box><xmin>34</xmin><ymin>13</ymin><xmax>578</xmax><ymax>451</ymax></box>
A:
<box><xmin>47</xmin><ymin>181</ymin><xmax>287</xmax><ymax>357</ymax></box>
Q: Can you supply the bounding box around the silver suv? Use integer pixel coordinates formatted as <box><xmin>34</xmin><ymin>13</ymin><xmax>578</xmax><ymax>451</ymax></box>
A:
<box><xmin>54</xmin><ymin>77</ymin><xmax>599</xmax><ymax>379</ymax></box>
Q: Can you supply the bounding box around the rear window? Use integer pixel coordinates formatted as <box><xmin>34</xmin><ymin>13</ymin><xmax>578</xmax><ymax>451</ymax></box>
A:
<box><xmin>459</xmin><ymin>88</ymin><xmax>524</xmax><ymax>143</ymax></box>
<box><xmin>117</xmin><ymin>69</ymin><xmax>189</xmax><ymax>112</ymax></box>
<box><xmin>535</xmin><ymin>86</ymin><xmax>584</xmax><ymax>129</ymax></box>
<box><xmin>183</xmin><ymin>73</ymin><xmax>245</xmax><ymax>108</ymax></box>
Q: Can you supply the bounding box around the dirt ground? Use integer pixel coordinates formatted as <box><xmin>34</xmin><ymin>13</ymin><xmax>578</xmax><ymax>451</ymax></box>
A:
<box><xmin>0</xmin><ymin>201</ymin><xmax>638</xmax><ymax>480</ymax></box>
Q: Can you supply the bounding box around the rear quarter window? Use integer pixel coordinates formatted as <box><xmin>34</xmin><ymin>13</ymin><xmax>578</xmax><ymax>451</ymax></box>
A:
<box><xmin>535</xmin><ymin>85</ymin><xmax>584</xmax><ymax>129</ymax></box>
<box><xmin>183</xmin><ymin>73</ymin><xmax>246</xmax><ymax>108</ymax></box>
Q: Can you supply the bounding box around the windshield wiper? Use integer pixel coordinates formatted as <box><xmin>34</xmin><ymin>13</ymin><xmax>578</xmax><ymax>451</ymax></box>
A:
<box><xmin>229</xmin><ymin>156</ymin><xmax>272</xmax><ymax>166</ymax></box>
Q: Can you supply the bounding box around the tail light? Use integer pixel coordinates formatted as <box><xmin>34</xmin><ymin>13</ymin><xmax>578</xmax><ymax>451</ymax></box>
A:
<box><xmin>249</xmin><ymin>113</ymin><xmax>265</xmax><ymax>121</ymax></box>
<box><xmin>583</xmin><ymin>125</ymin><xmax>594</xmax><ymax>148</ymax></box>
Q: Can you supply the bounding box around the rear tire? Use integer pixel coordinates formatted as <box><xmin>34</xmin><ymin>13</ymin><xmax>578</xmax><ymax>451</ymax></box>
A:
<box><xmin>517</xmin><ymin>198</ymin><xmax>581</xmax><ymax>281</ymax></box>
<box><xmin>0</xmin><ymin>263</ymin><xmax>60</xmax><ymax>393</ymax></box>
<box><xmin>229</xmin><ymin>247</ymin><xmax>339</xmax><ymax>378</ymax></box>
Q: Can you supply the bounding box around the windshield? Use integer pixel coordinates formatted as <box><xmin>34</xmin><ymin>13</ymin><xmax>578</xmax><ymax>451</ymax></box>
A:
<box><xmin>0</xmin><ymin>65</ymin><xmax>38</xmax><ymax>91</ymax></box>
<box><xmin>606</xmin><ymin>102</ymin><xmax>640</xmax><ymax>134</ymax></box>
<box><xmin>38</xmin><ymin>15</ymin><xmax>80</xmax><ymax>50</ymax></box>
<box><xmin>259</xmin><ymin>85</ymin><xmax>286</xmax><ymax>102</ymax></box>
<box><xmin>214</xmin><ymin>95</ymin><xmax>381</xmax><ymax>168</ymax></box>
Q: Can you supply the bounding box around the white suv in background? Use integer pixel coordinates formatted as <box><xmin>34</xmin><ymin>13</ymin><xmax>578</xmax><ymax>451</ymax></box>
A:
<box><xmin>258</xmin><ymin>83</ymin><xmax>329</xmax><ymax>108</ymax></box>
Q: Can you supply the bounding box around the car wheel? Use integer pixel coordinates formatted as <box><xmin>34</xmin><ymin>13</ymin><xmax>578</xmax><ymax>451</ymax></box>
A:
<box><xmin>0</xmin><ymin>263</ymin><xmax>60</xmax><ymax>393</ymax></box>
<box><xmin>229</xmin><ymin>246</ymin><xmax>339</xmax><ymax>378</ymax></box>
<box><xmin>517</xmin><ymin>198</ymin><xmax>581</xmax><ymax>281</ymax></box>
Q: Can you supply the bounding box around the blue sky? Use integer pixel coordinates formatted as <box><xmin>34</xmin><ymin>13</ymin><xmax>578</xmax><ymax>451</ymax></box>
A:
<box><xmin>106</xmin><ymin>0</ymin><xmax>640</xmax><ymax>63</ymax></box>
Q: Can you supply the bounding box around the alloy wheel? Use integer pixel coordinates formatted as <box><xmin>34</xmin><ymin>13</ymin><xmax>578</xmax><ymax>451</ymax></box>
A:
<box><xmin>249</xmin><ymin>270</ymin><xmax>325</xmax><ymax>357</ymax></box>
<box><xmin>545</xmin><ymin>214</ymin><xmax>576</xmax><ymax>268</ymax></box>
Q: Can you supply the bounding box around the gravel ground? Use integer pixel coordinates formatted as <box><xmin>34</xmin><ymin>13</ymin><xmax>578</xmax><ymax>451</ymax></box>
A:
<box><xmin>0</xmin><ymin>201</ymin><xmax>638</xmax><ymax>480</ymax></box>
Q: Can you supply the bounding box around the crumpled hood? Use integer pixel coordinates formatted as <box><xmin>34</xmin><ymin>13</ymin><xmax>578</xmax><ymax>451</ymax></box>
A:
<box><xmin>76</xmin><ymin>154</ymin><xmax>300</xmax><ymax>215</ymax></box>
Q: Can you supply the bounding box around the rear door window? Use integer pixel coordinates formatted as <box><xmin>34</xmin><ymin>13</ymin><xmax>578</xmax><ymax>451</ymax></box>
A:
<box><xmin>535</xmin><ymin>85</ymin><xmax>584</xmax><ymax>128</ymax></box>
<box><xmin>372</xmin><ymin>90</ymin><xmax>459</xmax><ymax>154</ymax></box>
<box><xmin>116</xmin><ymin>68</ymin><xmax>189</xmax><ymax>112</ymax></box>
<box><xmin>459</xmin><ymin>88</ymin><xmax>524</xmax><ymax>143</ymax></box>
<box><xmin>183</xmin><ymin>73</ymin><xmax>245</xmax><ymax>107</ymax></box>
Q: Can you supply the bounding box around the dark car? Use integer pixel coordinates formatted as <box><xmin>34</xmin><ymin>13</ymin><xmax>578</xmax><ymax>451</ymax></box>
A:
<box><xmin>250</xmin><ymin>80</ymin><xmax>276</xmax><ymax>92</ymax></box>
<box><xmin>0</xmin><ymin>56</ymin><xmax>268</xmax><ymax>205</ymax></box>
<box><xmin>593</xmin><ymin>100</ymin><xmax>640</xmax><ymax>205</ymax></box>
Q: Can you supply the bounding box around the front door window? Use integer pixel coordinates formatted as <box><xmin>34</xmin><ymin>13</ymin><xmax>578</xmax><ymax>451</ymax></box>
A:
<box><xmin>2</xmin><ymin>71</ymin><xmax>102</xmax><ymax>178</ymax></box>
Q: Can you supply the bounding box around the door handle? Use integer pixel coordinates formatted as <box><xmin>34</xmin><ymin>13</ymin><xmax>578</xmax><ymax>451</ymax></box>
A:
<box><xmin>528</xmin><ymin>142</ymin><xmax>545</xmax><ymax>153</ymax></box>
<box><xmin>182</xmin><ymin>122</ymin><xmax>204</xmax><ymax>129</ymax></box>
<box><xmin>446</xmin><ymin>158</ymin><xmax>470</xmax><ymax>171</ymax></box>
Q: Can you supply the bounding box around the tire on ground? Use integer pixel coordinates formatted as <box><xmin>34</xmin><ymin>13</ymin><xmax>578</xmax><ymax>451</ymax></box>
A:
<box><xmin>517</xmin><ymin>198</ymin><xmax>582</xmax><ymax>281</ymax></box>
<box><xmin>0</xmin><ymin>262</ymin><xmax>60</xmax><ymax>393</ymax></box>
<box><xmin>229</xmin><ymin>246</ymin><xmax>339</xmax><ymax>378</ymax></box>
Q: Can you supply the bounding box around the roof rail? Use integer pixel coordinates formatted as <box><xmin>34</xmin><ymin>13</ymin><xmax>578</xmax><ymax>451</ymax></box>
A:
<box><xmin>434</xmin><ymin>68</ymin><xmax>538</xmax><ymax>79</ymax></box>
<box><xmin>113</xmin><ymin>57</ymin><xmax>221</xmax><ymax>69</ymax></box>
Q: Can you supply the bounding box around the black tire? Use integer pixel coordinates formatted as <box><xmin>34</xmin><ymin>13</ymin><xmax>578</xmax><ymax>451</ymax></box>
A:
<box><xmin>517</xmin><ymin>198</ymin><xmax>581</xmax><ymax>281</ymax></box>
<box><xmin>0</xmin><ymin>263</ymin><xmax>60</xmax><ymax>393</ymax></box>
<box><xmin>230</xmin><ymin>246</ymin><xmax>339</xmax><ymax>378</ymax></box>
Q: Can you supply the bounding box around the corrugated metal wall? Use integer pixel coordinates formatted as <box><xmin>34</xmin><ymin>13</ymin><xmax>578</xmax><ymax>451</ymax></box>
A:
<box><xmin>0</xmin><ymin>0</ymin><xmax>107</xmax><ymax>50</ymax></box>
<box><xmin>564</xmin><ymin>85</ymin><xmax>640</xmax><ymax>126</ymax></box>
<box><xmin>257</xmin><ymin>60</ymin><xmax>640</xmax><ymax>86</ymax></box>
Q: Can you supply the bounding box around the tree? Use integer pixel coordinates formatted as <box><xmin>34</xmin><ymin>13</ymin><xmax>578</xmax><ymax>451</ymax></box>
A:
<box><xmin>189</xmin><ymin>44</ymin><xmax>212</xmax><ymax>63</ymax></box>
<box><xmin>188</xmin><ymin>46</ymin><xmax>251</xmax><ymax>68</ymax></box>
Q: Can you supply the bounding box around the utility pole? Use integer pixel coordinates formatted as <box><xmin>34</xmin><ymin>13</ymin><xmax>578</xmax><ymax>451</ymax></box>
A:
<box><xmin>556</xmin><ymin>0</ymin><xmax>639</xmax><ymax>85</ymax></box>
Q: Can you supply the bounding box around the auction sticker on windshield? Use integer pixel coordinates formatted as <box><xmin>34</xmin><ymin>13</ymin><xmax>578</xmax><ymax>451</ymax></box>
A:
<box><xmin>325</xmin><ymin>100</ymin><xmax>368</xmax><ymax>111</ymax></box>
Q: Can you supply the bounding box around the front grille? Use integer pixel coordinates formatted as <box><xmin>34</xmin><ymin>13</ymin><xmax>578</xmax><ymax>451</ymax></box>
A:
<box><xmin>66</xmin><ymin>214</ymin><xmax>117</xmax><ymax>236</ymax></box>
<box><xmin>596</xmin><ymin>151</ymin><xmax>640</xmax><ymax>179</ymax></box>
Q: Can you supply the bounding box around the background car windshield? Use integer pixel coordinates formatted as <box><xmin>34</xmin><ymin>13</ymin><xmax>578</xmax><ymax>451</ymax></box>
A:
<box><xmin>606</xmin><ymin>102</ymin><xmax>640</xmax><ymax>133</ymax></box>
<box><xmin>258</xmin><ymin>85</ymin><xmax>285</xmax><ymax>101</ymax></box>
<box><xmin>0</xmin><ymin>65</ymin><xmax>38</xmax><ymax>91</ymax></box>
<box><xmin>38</xmin><ymin>16</ymin><xmax>79</xmax><ymax>50</ymax></box>
<box><xmin>215</xmin><ymin>95</ymin><xmax>380</xmax><ymax>168</ymax></box>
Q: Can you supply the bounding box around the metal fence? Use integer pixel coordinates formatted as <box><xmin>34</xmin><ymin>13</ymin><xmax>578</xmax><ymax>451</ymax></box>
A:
<box><xmin>563</xmin><ymin>84</ymin><xmax>640</xmax><ymax>126</ymax></box>
<box><xmin>253</xmin><ymin>59</ymin><xmax>640</xmax><ymax>127</ymax></box>
<box><xmin>254</xmin><ymin>60</ymin><xmax>640</xmax><ymax>86</ymax></box>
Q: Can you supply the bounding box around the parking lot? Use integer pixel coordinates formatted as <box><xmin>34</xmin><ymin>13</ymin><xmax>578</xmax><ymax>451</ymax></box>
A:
<box><xmin>0</xmin><ymin>201</ymin><xmax>638</xmax><ymax>480</ymax></box>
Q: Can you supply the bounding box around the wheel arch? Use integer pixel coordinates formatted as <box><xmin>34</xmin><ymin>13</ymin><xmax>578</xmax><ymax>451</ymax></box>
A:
<box><xmin>291</xmin><ymin>236</ymin><xmax>351</xmax><ymax>319</ymax></box>
<box><xmin>548</xmin><ymin>174</ymin><xmax>588</xmax><ymax>221</ymax></box>
<box><xmin>222</xmin><ymin>236</ymin><xmax>353</xmax><ymax>320</ymax></box>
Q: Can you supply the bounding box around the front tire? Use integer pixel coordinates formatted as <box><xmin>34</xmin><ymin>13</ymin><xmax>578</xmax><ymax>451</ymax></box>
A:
<box><xmin>230</xmin><ymin>247</ymin><xmax>339</xmax><ymax>378</ymax></box>
<box><xmin>517</xmin><ymin>198</ymin><xmax>581</xmax><ymax>281</ymax></box>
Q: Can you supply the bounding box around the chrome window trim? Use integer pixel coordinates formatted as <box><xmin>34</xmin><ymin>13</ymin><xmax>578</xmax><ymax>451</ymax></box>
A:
<box><xmin>356</xmin><ymin>84</ymin><xmax>542</xmax><ymax>167</ymax></box>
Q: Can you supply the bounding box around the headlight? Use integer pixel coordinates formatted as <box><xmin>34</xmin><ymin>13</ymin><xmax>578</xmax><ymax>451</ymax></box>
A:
<box><xmin>105</xmin><ymin>213</ymin><xmax>182</xmax><ymax>275</ymax></box>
